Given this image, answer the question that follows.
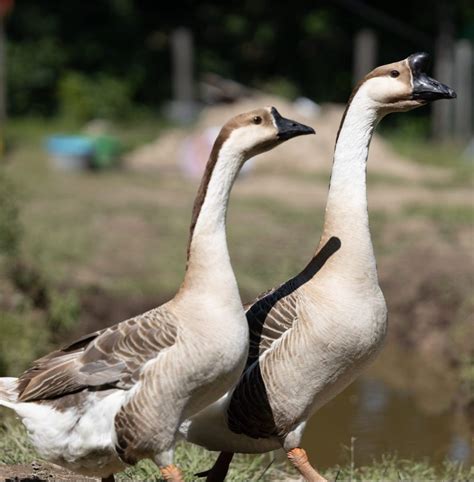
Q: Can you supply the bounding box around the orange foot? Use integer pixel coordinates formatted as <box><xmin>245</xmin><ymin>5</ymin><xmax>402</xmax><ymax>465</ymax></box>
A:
<box><xmin>160</xmin><ymin>464</ymin><xmax>185</xmax><ymax>482</ymax></box>
<box><xmin>287</xmin><ymin>447</ymin><xmax>327</xmax><ymax>482</ymax></box>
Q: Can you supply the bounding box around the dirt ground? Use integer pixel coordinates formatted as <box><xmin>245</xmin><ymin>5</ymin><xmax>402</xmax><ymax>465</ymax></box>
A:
<box><xmin>0</xmin><ymin>462</ymin><xmax>96</xmax><ymax>481</ymax></box>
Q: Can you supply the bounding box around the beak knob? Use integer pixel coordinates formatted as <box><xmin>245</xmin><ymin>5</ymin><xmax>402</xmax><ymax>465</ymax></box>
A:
<box><xmin>408</xmin><ymin>52</ymin><xmax>457</xmax><ymax>101</ymax></box>
<box><xmin>408</xmin><ymin>52</ymin><xmax>430</xmax><ymax>74</ymax></box>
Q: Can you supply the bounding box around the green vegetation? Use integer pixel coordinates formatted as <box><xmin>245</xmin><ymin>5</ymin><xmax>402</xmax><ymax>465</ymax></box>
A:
<box><xmin>0</xmin><ymin>419</ymin><xmax>285</xmax><ymax>481</ymax></box>
<box><xmin>383</xmin><ymin>120</ymin><xmax>473</xmax><ymax>188</ymax></box>
<box><xmin>5</xmin><ymin>1</ymin><xmax>473</xmax><ymax>119</ymax></box>
<box><xmin>0</xmin><ymin>419</ymin><xmax>472</xmax><ymax>481</ymax></box>
<box><xmin>0</xmin><ymin>116</ymin><xmax>472</xmax><ymax>475</ymax></box>
<box><xmin>58</xmin><ymin>72</ymin><xmax>134</xmax><ymax>122</ymax></box>
<box><xmin>404</xmin><ymin>203</ymin><xmax>474</xmax><ymax>226</ymax></box>
<box><xmin>0</xmin><ymin>165</ymin><xmax>81</xmax><ymax>374</ymax></box>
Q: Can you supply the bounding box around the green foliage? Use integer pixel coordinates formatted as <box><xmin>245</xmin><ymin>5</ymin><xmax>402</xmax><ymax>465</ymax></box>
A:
<box><xmin>0</xmin><ymin>420</ymin><xmax>284</xmax><ymax>481</ymax></box>
<box><xmin>0</xmin><ymin>418</ymin><xmax>36</xmax><ymax>465</ymax></box>
<box><xmin>7</xmin><ymin>38</ymin><xmax>67</xmax><ymax>116</ymax></box>
<box><xmin>325</xmin><ymin>454</ymin><xmax>473</xmax><ymax>481</ymax></box>
<box><xmin>0</xmin><ymin>169</ymin><xmax>79</xmax><ymax>376</ymax></box>
<box><xmin>303</xmin><ymin>10</ymin><xmax>332</xmax><ymax>37</ymax></box>
<box><xmin>0</xmin><ymin>420</ymin><xmax>472</xmax><ymax>481</ymax></box>
<box><xmin>0</xmin><ymin>310</ymin><xmax>49</xmax><ymax>376</ymax></box>
<box><xmin>259</xmin><ymin>77</ymin><xmax>300</xmax><ymax>100</ymax></box>
<box><xmin>403</xmin><ymin>204</ymin><xmax>474</xmax><ymax>226</ymax></box>
<box><xmin>6</xmin><ymin>0</ymin><xmax>471</xmax><ymax>117</ymax></box>
<box><xmin>47</xmin><ymin>289</ymin><xmax>80</xmax><ymax>333</ymax></box>
<box><xmin>0</xmin><ymin>170</ymin><xmax>22</xmax><ymax>260</ymax></box>
<box><xmin>58</xmin><ymin>72</ymin><xmax>134</xmax><ymax>122</ymax></box>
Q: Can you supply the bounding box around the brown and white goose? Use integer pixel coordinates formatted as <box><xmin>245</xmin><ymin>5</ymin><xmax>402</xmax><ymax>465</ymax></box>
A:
<box><xmin>0</xmin><ymin>108</ymin><xmax>314</xmax><ymax>482</ymax></box>
<box><xmin>181</xmin><ymin>53</ymin><xmax>456</xmax><ymax>481</ymax></box>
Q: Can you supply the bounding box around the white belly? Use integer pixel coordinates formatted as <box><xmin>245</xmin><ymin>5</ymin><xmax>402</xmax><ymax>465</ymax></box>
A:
<box><xmin>14</xmin><ymin>390</ymin><xmax>128</xmax><ymax>477</ymax></box>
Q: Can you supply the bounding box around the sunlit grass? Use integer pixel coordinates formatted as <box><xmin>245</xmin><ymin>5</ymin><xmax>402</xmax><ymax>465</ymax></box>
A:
<box><xmin>403</xmin><ymin>203</ymin><xmax>474</xmax><ymax>226</ymax></box>
<box><xmin>386</xmin><ymin>133</ymin><xmax>473</xmax><ymax>188</ymax></box>
<box><xmin>0</xmin><ymin>419</ymin><xmax>286</xmax><ymax>481</ymax></box>
<box><xmin>0</xmin><ymin>418</ymin><xmax>472</xmax><ymax>481</ymax></box>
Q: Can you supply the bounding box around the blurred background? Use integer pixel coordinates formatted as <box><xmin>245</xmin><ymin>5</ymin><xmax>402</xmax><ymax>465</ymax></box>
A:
<box><xmin>0</xmin><ymin>0</ymin><xmax>472</xmax><ymax>476</ymax></box>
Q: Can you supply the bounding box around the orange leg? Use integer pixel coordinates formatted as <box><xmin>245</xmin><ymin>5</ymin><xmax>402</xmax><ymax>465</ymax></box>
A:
<box><xmin>160</xmin><ymin>464</ymin><xmax>185</xmax><ymax>482</ymax></box>
<box><xmin>287</xmin><ymin>447</ymin><xmax>327</xmax><ymax>482</ymax></box>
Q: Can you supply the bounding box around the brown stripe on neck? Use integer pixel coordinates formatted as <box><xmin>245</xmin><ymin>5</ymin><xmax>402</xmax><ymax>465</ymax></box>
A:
<box><xmin>335</xmin><ymin>61</ymin><xmax>410</xmax><ymax>144</ymax></box>
<box><xmin>334</xmin><ymin>69</ymin><xmax>380</xmax><ymax>144</ymax></box>
<box><xmin>186</xmin><ymin>123</ymin><xmax>233</xmax><ymax>260</ymax></box>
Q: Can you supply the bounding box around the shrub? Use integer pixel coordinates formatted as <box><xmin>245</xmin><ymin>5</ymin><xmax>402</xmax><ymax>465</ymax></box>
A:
<box><xmin>58</xmin><ymin>71</ymin><xmax>133</xmax><ymax>122</ymax></box>
<box><xmin>0</xmin><ymin>170</ymin><xmax>22</xmax><ymax>261</ymax></box>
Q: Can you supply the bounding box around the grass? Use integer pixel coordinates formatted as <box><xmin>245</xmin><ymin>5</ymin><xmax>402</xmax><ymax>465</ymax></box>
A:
<box><xmin>0</xmin><ymin>116</ymin><xmax>472</xmax><ymax>477</ymax></box>
<box><xmin>0</xmin><ymin>419</ymin><xmax>286</xmax><ymax>481</ymax></box>
<box><xmin>3</xmin><ymin>117</ymin><xmax>472</xmax><ymax>299</ymax></box>
<box><xmin>403</xmin><ymin>204</ymin><xmax>474</xmax><ymax>226</ymax></box>
<box><xmin>384</xmin><ymin>130</ymin><xmax>473</xmax><ymax>189</ymax></box>
<box><xmin>5</xmin><ymin>113</ymin><xmax>172</xmax><ymax>152</ymax></box>
<box><xmin>0</xmin><ymin>419</ymin><xmax>472</xmax><ymax>481</ymax></box>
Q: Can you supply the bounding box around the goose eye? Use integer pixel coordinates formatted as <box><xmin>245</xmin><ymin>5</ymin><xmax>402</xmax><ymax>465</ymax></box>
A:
<box><xmin>253</xmin><ymin>116</ymin><xmax>262</xmax><ymax>125</ymax></box>
<box><xmin>390</xmin><ymin>70</ymin><xmax>400</xmax><ymax>78</ymax></box>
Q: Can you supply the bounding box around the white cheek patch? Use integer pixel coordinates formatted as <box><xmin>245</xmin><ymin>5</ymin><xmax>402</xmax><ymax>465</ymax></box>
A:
<box><xmin>226</xmin><ymin>125</ymin><xmax>274</xmax><ymax>151</ymax></box>
<box><xmin>365</xmin><ymin>77</ymin><xmax>408</xmax><ymax>103</ymax></box>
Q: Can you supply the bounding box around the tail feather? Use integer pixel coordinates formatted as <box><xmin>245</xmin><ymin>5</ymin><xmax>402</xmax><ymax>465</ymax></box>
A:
<box><xmin>0</xmin><ymin>377</ymin><xmax>19</xmax><ymax>407</ymax></box>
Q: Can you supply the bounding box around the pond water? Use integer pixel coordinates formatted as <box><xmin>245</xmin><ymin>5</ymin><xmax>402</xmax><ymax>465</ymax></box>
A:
<box><xmin>302</xmin><ymin>352</ymin><xmax>472</xmax><ymax>470</ymax></box>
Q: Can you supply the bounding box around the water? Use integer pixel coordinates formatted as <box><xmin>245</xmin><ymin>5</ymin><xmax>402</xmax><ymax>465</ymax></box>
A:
<box><xmin>302</xmin><ymin>356</ymin><xmax>472</xmax><ymax>469</ymax></box>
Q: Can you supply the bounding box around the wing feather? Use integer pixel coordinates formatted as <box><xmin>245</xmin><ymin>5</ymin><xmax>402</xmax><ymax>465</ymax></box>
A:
<box><xmin>17</xmin><ymin>307</ymin><xmax>178</xmax><ymax>402</ymax></box>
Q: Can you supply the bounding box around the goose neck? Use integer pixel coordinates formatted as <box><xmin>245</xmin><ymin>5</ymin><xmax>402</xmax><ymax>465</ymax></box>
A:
<box><xmin>183</xmin><ymin>139</ymin><xmax>244</xmax><ymax>293</ymax></box>
<box><xmin>318</xmin><ymin>90</ymin><xmax>379</xmax><ymax>273</ymax></box>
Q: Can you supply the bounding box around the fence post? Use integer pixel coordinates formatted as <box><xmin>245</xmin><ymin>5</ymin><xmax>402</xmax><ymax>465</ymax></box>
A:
<box><xmin>0</xmin><ymin>17</ymin><xmax>6</xmax><ymax>159</ymax></box>
<box><xmin>353</xmin><ymin>29</ymin><xmax>377</xmax><ymax>84</ymax></box>
<box><xmin>453</xmin><ymin>39</ymin><xmax>473</xmax><ymax>142</ymax></box>
<box><xmin>432</xmin><ymin>23</ymin><xmax>455</xmax><ymax>141</ymax></box>
<box><xmin>170</xmin><ymin>27</ymin><xmax>195</xmax><ymax>124</ymax></box>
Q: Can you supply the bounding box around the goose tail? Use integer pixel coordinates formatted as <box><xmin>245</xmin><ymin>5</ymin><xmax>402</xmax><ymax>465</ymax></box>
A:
<box><xmin>0</xmin><ymin>377</ymin><xmax>19</xmax><ymax>409</ymax></box>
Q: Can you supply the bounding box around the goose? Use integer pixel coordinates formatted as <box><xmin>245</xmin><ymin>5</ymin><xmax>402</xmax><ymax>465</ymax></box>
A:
<box><xmin>0</xmin><ymin>107</ymin><xmax>315</xmax><ymax>482</ymax></box>
<box><xmin>181</xmin><ymin>53</ymin><xmax>456</xmax><ymax>482</ymax></box>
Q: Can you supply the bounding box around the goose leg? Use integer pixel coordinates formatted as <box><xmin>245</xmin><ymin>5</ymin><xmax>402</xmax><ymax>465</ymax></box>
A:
<box><xmin>287</xmin><ymin>447</ymin><xmax>327</xmax><ymax>482</ymax></box>
<box><xmin>160</xmin><ymin>464</ymin><xmax>185</xmax><ymax>481</ymax></box>
<box><xmin>195</xmin><ymin>451</ymin><xmax>234</xmax><ymax>481</ymax></box>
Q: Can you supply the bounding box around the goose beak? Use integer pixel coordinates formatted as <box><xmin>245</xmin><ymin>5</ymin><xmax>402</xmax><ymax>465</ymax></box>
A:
<box><xmin>409</xmin><ymin>52</ymin><xmax>457</xmax><ymax>101</ymax></box>
<box><xmin>271</xmin><ymin>107</ymin><xmax>315</xmax><ymax>140</ymax></box>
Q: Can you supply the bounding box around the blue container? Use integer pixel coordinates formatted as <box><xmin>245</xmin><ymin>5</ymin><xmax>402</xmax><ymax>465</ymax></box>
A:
<box><xmin>45</xmin><ymin>135</ymin><xmax>95</xmax><ymax>170</ymax></box>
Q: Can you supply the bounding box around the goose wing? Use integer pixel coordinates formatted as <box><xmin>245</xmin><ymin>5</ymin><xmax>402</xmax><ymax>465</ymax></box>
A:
<box><xmin>244</xmin><ymin>279</ymin><xmax>300</xmax><ymax>368</ymax></box>
<box><xmin>17</xmin><ymin>307</ymin><xmax>178</xmax><ymax>402</ymax></box>
<box><xmin>224</xmin><ymin>282</ymin><xmax>300</xmax><ymax>439</ymax></box>
<box><xmin>244</xmin><ymin>237</ymin><xmax>342</xmax><ymax>367</ymax></box>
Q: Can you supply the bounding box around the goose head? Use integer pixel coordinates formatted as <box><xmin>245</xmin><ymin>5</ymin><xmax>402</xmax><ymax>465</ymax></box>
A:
<box><xmin>356</xmin><ymin>52</ymin><xmax>456</xmax><ymax>115</ymax></box>
<box><xmin>219</xmin><ymin>106</ymin><xmax>315</xmax><ymax>159</ymax></box>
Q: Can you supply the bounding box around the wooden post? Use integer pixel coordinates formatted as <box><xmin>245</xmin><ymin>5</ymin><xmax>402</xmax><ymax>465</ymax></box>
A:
<box><xmin>353</xmin><ymin>29</ymin><xmax>377</xmax><ymax>84</ymax></box>
<box><xmin>453</xmin><ymin>40</ymin><xmax>473</xmax><ymax>142</ymax></box>
<box><xmin>0</xmin><ymin>17</ymin><xmax>6</xmax><ymax>159</ymax></box>
<box><xmin>170</xmin><ymin>27</ymin><xmax>195</xmax><ymax>124</ymax></box>
<box><xmin>432</xmin><ymin>17</ymin><xmax>455</xmax><ymax>141</ymax></box>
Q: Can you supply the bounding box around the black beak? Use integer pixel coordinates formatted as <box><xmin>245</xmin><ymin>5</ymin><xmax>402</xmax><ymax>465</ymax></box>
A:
<box><xmin>409</xmin><ymin>52</ymin><xmax>457</xmax><ymax>101</ymax></box>
<box><xmin>271</xmin><ymin>107</ymin><xmax>315</xmax><ymax>140</ymax></box>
